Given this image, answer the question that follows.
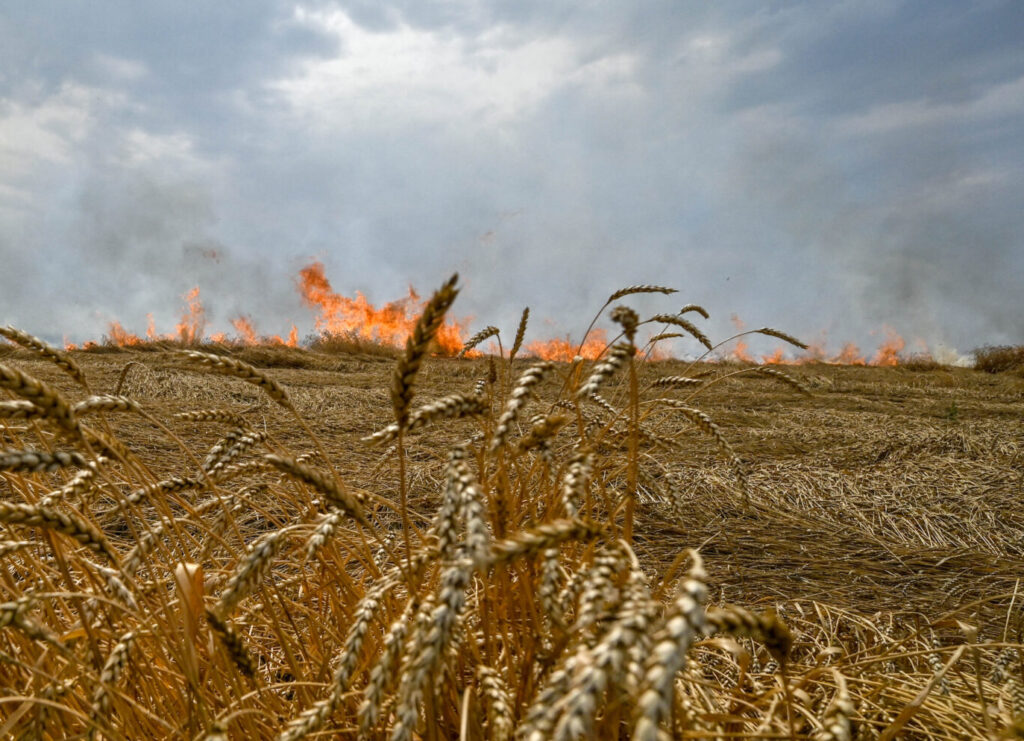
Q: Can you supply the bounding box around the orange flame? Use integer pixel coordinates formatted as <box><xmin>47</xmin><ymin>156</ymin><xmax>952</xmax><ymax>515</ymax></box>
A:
<box><xmin>231</xmin><ymin>316</ymin><xmax>258</xmax><ymax>345</ymax></box>
<box><xmin>526</xmin><ymin>329</ymin><xmax>608</xmax><ymax>362</ymax></box>
<box><xmin>835</xmin><ymin>342</ymin><xmax>866</xmax><ymax>365</ymax></box>
<box><xmin>175</xmin><ymin>287</ymin><xmax>205</xmax><ymax>345</ymax></box>
<box><xmin>297</xmin><ymin>261</ymin><xmax>469</xmax><ymax>354</ymax></box>
<box><xmin>107</xmin><ymin>321</ymin><xmax>144</xmax><ymax>346</ymax></box>
<box><xmin>870</xmin><ymin>326</ymin><xmax>905</xmax><ymax>366</ymax></box>
<box><xmin>731</xmin><ymin>339</ymin><xmax>754</xmax><ymax>363</ymax></box>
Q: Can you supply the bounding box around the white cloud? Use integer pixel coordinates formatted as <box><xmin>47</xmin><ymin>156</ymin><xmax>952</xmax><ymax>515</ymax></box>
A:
<box><xmin>91</xmin><ymin>53</ymin><xmax>149</xmax><ymax>82</ymax></box>
<box><xmin>267</xmin><ymin>6</ymin><xmax>634</xmax><ymax>132</ymax></box>
<box><xmin>0</xmin><ymin>83</ymin><xmax>104</xmax><ymax>179</ymax></box>
<box><xmin>0</xmin><ymin>82</ymin><xmax>212</xmax><ymax>220</ymax></box>
<box><xmin>837</xmin><ymin>74</ymin><xmax>1024</xmax><ymax>136</ymax></box>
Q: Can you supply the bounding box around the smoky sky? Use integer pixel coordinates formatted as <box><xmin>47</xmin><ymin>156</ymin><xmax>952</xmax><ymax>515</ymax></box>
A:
<box><xmin>1</xmin><ymin>1</ymin><xmax>1022</xmax><ymax>356</ymax></box>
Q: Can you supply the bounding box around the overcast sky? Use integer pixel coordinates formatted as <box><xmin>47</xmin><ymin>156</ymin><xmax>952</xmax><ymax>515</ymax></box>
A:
<box><xmin>1</xmin><ymin>1</ymin><xmax>1021</xmax><ymax>357</ymax></box>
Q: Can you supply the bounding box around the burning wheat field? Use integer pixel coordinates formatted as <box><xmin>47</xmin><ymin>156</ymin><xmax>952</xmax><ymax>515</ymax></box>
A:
<box><xmin>1</xmin><ymin>275</ymin><xmax>1023</xmax><ymax>740</ymax></box>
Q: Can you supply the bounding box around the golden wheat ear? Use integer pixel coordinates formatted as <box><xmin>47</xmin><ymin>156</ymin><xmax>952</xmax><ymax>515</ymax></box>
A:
<box><xmin>391</xmin><ymin>273</ymin><xmax>459</xmax><ymax>427</ymax></box>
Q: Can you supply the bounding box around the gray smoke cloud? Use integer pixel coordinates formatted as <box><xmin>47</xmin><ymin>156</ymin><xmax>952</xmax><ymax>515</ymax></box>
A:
<box><xmin>1</xmin><ymin>1</ymin><xmax>1021</xmax><ymax>356</ymax></box>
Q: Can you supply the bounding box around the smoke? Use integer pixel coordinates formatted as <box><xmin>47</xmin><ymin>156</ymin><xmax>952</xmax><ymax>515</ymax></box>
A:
<box><xmin>721</xmin><ymin>116</ymin><xmax>1024</xmax><ymax>354</ymax></box>
<box><xmin>1</xmin><ymin>166</ymin><xmax>307</xmax><ymax>344</ymax></box>
<box><xmin>2</xmin><ymin>3</ymin><xmax>1022</xmax><ymax>354</ymax></box>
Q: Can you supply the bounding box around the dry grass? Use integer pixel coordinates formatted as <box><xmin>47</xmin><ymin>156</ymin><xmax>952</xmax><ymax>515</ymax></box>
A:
<box><xmin>1</xmin><ymin>296</ymin><xmax>1023</xmax><ymax>740</ymax></box>
<box><xmin>975</xmin><ymin>345</ymin><xmax>1024</xmax><ymax>375</ymax></box>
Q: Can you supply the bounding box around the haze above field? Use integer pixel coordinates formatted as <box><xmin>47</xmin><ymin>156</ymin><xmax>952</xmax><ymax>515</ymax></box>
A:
<box><xmin>1</xmin><ymin>1</ymin><xmax>1022</xmax><ymax>356</ymax></box>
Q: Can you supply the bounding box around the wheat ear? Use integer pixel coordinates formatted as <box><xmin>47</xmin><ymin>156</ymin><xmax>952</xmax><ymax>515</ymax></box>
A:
<box><xmin>0</xmin><ymin>400</ymin><xmax>46</xmax><ymax>420</ymax></box>
<box><xmin>214</xmin><ymin>529</ymin><xmax>288</xmax><ymax>616</ymax></box>
<box><xmin>391</xmin><ymin>273</ymin><xmax>459</xmax><ymax>427</ymax></box>
<box><xmin>177</xmin><ymin>351</ymin><xmax>292</xmax><ymax>408</ymax></box>
<box><xmin>0</xmin><ymin>325</ymin><xmax>89</xmax><ymax>390</ymax></box>
<box><xmin>756</xmin><ymin>327</ymin><xmax>808</xmax><ymax>350</ymax></box>
<box><xmin>0</xmin><ymin>502</ymin><xmax>118</xmax><ymax>563</ymax></box>
<box><xmin>491</xmin><ymin>361</ymin><xmax>553</xmax><ymax>452</ymax></box>
<box><xmin>459</xmin><ymin>325</ymin><xmax>499</xmax><ymax>357</ymax></box>
<box><xmin>646</xmin><ymin>315</ymin><xmax>712</xmax><ymax>351</ymax></box>
<box><xmin>363</xmin><ymin>392</ymin><xmax>485</xmax><ymax>446</ymax></box>
<box><xmin>814</xmin><ymin>669</ymin><xmax>854</xmax><ymax>741</ymax></box>
<box><xmin>88</xmin><ymin>630</ymin><xmax>135</xmax><ymax>738</ymax></box>
<box><xmin>0</xmin><ymin>449</ymin><xmax>88</xmax><ymax>473</ymax></box>
<box><xmin>264</xmin><ymin>455</ymin><xmax>368</xmax><ymax>527</ymax></box>
<box><xmin>0</xmin><ymin>363</ymin><xmax>80</xmax><ymax>435</ymax></box>
<box><xmin>753</xmin><ymin>366</ymin><xmax>812</xmax><ymax>394</ymax></box>
<box><xmin>72</xmin><ymin>395</ymin><xmax>142</xmax><ymax>416</ymax></box>
<box><xmin>577</xmin><ymin>343</ymin><xmax>634</xmax><ymax>399</ymax></box>
<box><xmin>678</xmin><ymin>304</ymin><xmax>709</xmax><ymax>319</ymax></box>
<box><xmin>633</xmin><ymin>550</ymin><xmax>707</xmax><ymax>741</ymax></box>
<box><xmin>206</xmin><ymin>610</ymin><xmax>258</xmax><ymax>678</ymax></box>
<box><xmin>607</xmin><ymin>285</ymin><xmax>677</xmax><ymax>303</ymax></box>
<box><xmin>509</xmin><ymin>307</ymin><xmax>530</xmax><ymax>361</ymax></box>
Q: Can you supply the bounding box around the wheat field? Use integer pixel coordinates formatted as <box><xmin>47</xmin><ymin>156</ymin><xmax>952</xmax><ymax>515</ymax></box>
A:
<box><xmin>1</xmin><ymin>280</ymin><xmax>1023</xmax><ymax>740</ymax></box>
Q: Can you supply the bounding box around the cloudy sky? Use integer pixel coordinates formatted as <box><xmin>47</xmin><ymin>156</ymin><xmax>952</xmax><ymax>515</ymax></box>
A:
<box><xmin>1</xmin><ymin>1</ymin><xmax>1021</xmax><ymax>357</ymax></box>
